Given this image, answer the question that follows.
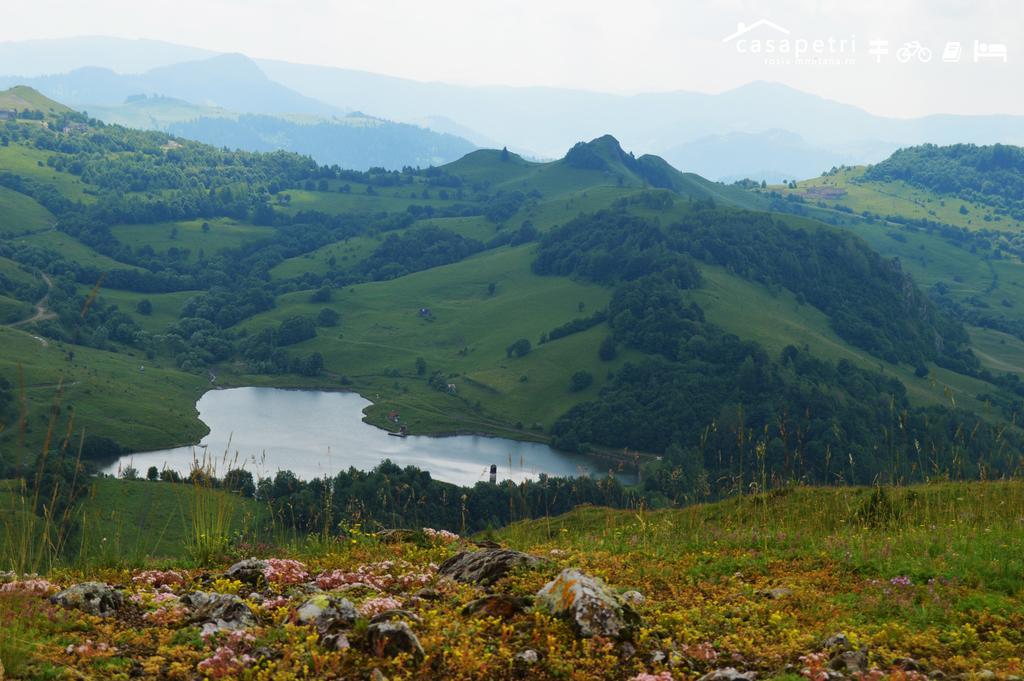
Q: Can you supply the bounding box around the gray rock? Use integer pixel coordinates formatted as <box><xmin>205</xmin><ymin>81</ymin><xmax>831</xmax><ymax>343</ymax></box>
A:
<box><xmin>224</xmin><ymin>558</ymin><xmax>267</xmax><ymax>586</ymax></box>
<box><xmin>377</xmin><ymin>529</ymin><xmax>416</xmax><ymax>544</ymax></box>
<box><xmin>761</xmin><ymin>587</ymin><xmax>793</xmax><ymax>600</ymax></box>
<box><xmin>621</xmin><ymin>590</ymin><xmax>645</xmax><ymax>606</ymax></box>
<box><xmin>180</xmin><ymin>591</ymin><xmax>256</xmax><ymax>631</ymax></box>
<box><xmin>295</xmin><ymin>594</ymin><xmax>357</xmax><ymax>634</ymax></box>
<box><xmin>321</xmin><ymin>632</ymin><xmax>351</xmax><ymax>651</ymax></box>
<box><xmin>461</xmin><ymin>594</ymin><xmax>532</xmax><ymax>619</ymax></box>
<box><xmin>697</xmin><ymin>669</ymin><xmax>757</xmax><ymax>681</ymax></box>
<box><xmin>370</xmin><ymin>669</ymin><xmax>388</xmax><ymax>681</ymax></box>
<box><xmin>830</xmin><ymin>649</ymin><xmax>868</xmax><ymax>675</ymax></box>
<box><xmin>535</xmin><ymin>569</ymin><xmax>640</xmax><ymax>640</ymax></box>
<box><xmin>515</xmin><ymin>649</ymin><xmax>539</xmax><ymax>664</ymax></box>
<box><xmin>366</xmin><ymin>621</ymin><xmax>425</xmax><ymax>664</ymax></box>
<box><xmin>333</xmin><ymin>582</ymin><xmax>382</xmax><ymax>595</ymax></box>
<box><xmin>822</xmin><ymin>633</ymin><xmax>852</xmax><ymax>650</ymax></box>
<box><xmin>414</xmin><ymin>588</ymin><xmax>442</xmax><ymax>601</ymax></box>
<box><xmin>438</xmin><ymin>548</ymin><xmax>540</xmax><ymax>586</ymax></box>
<box><xmin>51</xmin><ymin>582</ymin><xmax>124</xmax><ymax>617</ymax></box>
<box><xmin>893</xmin><ymin>658</ymin><xmax>926</xmax><ymax>672</ymax></box>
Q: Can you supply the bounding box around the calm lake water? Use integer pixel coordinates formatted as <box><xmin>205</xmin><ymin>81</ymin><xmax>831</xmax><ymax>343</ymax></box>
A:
<box><xmin>102</xmin><ymin>387</ymin><xmax>627</xmax><ymax>486</ymax></box>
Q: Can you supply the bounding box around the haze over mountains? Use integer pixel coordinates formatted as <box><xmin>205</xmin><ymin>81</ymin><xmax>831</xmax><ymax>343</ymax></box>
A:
<box><xmin>2</xmin><ymin>36</ymin><xmax>1023</xmax><ymax>180</ymax></box>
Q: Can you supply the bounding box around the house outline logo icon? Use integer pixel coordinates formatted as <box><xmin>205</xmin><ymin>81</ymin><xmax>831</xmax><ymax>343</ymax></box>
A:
<box><xmin>723</xmin><ymin>19</ymin><xmax>791</xmax><ymax>43</ymax></box>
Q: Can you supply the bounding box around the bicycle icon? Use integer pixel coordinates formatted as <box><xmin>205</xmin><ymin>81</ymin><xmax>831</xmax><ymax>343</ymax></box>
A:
<box><xmin>897</xmin><ymin>41</ymin><xmax>933</xmax><ymax>63</ymax></box>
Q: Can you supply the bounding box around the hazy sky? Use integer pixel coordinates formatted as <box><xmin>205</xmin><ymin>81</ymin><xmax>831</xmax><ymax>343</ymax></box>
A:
<box><xmin>2</xmin><ymin>0</ymin><xmax>1022</xmax><ymax>117</ymax></box>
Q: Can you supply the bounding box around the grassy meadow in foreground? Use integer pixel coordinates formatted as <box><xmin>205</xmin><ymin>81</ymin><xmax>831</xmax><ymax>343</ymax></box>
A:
<box><xmin>2</xmin><ymin>479</ymin><xmax>1023</xmax><ymax>679</ymax></box>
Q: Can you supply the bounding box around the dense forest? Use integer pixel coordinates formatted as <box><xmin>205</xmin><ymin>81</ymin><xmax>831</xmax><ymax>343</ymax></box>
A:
<box><xmin>536</xmin><ymin>206</ymin><xmax>974</xmax><ymax>369</ymax></box>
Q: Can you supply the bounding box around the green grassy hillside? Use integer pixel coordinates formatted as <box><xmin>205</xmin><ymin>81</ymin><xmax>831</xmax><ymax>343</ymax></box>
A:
<box><xmin>779</xmin><ymin>166</ymin><xmax>1024</xmax><ymax>232</ymax></box>
<box><xmin>110</xmin><ymin>218</ymin><xmax>275</xmax><ymax>262</ymax></box>
<box><xmin>0</xmin><ymin>103</ymin><xmax>1021</xmax><ymax>498</ymax></box>
<box><xmin>0</xmin><ymin>185</ymin><xmax>54</xmax><ymax>237</ymax></box>
<box><xmin>0</xmin><ymin>85</ymin><xmax>72</xmax><ymax>114</ymax></box>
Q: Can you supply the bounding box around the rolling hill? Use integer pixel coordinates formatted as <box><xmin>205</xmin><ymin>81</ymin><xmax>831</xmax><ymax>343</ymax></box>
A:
<box><xmin>0</xmin><ymin>96</ymin><xmax>1020</xmax><ymax>504</ymax></box>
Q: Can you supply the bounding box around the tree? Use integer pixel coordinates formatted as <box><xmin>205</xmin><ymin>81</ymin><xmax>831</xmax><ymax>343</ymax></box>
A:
<box><xmin>569</xmin><ymin>370</ymin><xmax>594</xmax><ymax>392</ymax></box>
<box><xmin>317</xmin><ymin>308</ymin><xmax>339</xmax><ymax>327</ymax></box>
<box><xmin>224</xmin><ymin>469</ymin><xmax>256</xmax><ymax>497</ymax></box>
<box><xmin>506</xmin><ymin>338</ymin><xmax>532</xmax><ymax>358</ymax></box>
<box><xmin>147</xmin><ymin>466</ymin><xmax>159</xmax><ymax>481</ymax></box>
<box><xmin>598</xmin><ymin>335</ymin><xmax>617</xmax><ymax>361</ymax></box>
<box><xmin>201</xmin><ymin>222</ymin><xmax>210</xmax><ymax>233</ymax></box>
<box><xmin>310</xmin><ymin>286</ymin><xmax>333</xmax><ymax>303</ymax></box>
<box><xmin>416</xmin><ymin>356</ymin><xmax>427</xmax><ymax>376</ymax></box>
<box><xmin>136</xmin><ymin>299</ymin><xmax>153</xmax><ymax>315</ymax></box>
<box><xmin>277</xmin><ymin>316</ymin><xmax>316</xmax><ymax>346</ymax></box>
<box><xmin>501</xmin><ymin>146</ymin><xmax>510</xmax><ymax>161</ymax></box>
<box><xmin>488</xmin><ymin>282</ymin><xmax>497</xmax><ymax>296</ymax></box>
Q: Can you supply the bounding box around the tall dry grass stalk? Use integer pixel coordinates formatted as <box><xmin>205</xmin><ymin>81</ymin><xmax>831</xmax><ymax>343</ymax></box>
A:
<box><xmin>0</xmin><ymin>373</ymin><xmax>86</xmax><ymax>575</ymax></box>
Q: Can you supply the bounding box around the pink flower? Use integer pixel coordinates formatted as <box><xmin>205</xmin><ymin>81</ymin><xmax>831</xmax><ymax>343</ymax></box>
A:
<box><xmin>0</xmin><ymin>579</ymin><xmax>57</xmax><ymax>595</ymax></box>
<box><xmin>316</xmin><ymin>560</ymin><xmax>436</xmax><ymax>592</ymax></box>
<box><xmin>422</xmin><ymin>527</ymin><xmax>460</xmax><ymax>543</ymax></box>
<box><xmin>264</xmin><ymin>558</ymin><xmax>309</xmax><ymax>586</ymax></box>
<box><xmin>260</xmin><ymin>595</ymin><xmax>291</xmax><ymax>610</ymax></box>
<box><xmin>358</xmin><ymin>596</ymin><xmax>403</xmax><ymax>617</ymax></box>
<box><xmin>132</xmin><ymin>570</ymin><xmax>185</xmax><ymax>588</ymax></box>
<box><xmin>197</xmin><ymin>646</ymin><xmax>255</xmax><ymax>678</ymax></box>
<box><xmin>66</xmin><ymin>640</ymin><xmax>115</xmax><ymax>659</ymax></box>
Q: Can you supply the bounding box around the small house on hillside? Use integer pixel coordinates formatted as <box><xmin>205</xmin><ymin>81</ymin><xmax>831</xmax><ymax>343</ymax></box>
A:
<box><xmin>0</xmin><ymin>109</ymin><xmax>15</xmax><ymax>121</ymax></box>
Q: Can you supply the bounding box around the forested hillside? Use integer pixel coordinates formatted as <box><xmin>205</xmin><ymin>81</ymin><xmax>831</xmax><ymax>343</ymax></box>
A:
<box><xmin>2</xmin><ymin>90</ymin><xmax>1024</xmax><ymax>522</ymax></box>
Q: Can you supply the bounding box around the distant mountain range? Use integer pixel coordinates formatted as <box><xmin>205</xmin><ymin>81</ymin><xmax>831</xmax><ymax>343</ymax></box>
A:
<box><xmin>0</xmin><ymin>55</ymin><xmax>478</xmax><ymax>171</ymax></box>
<box><xmin>2</xmin><ymin>37</ymin><xmax>1023</xmax><ymax>180</ymax></box>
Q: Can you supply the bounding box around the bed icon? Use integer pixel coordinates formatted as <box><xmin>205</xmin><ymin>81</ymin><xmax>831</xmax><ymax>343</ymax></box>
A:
<box><xmin>974</xmin><ymin>41</ymin><xmax>1008</xmax><ymax>63</ymax></box>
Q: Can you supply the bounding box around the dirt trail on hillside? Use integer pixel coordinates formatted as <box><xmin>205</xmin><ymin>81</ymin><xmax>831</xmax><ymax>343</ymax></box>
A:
<box><xmin>4</xmin><ymin>272</ymin><xmax>54</xmax><ymax>346</ymax></box>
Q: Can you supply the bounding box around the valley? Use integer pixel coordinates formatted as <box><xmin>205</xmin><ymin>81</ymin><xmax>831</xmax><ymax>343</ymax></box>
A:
<box><xmin>2</xmin><ymin>5</ymin><xmax>1024</xmax><ymax>676</ymax></box>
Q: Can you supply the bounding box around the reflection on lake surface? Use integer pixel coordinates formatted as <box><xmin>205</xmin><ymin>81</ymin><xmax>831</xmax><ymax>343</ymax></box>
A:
<box><xmin>103</xmin><ymin>387</ymin><xmax>631</xmax><ymax>486</ymax></box>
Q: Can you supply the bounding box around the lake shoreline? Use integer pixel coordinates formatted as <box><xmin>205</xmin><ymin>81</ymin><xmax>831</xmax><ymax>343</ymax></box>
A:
<box><xmin>109</xmin><ymin>386</ymin><xmax>635</xmax><ymax>486</ymax></box>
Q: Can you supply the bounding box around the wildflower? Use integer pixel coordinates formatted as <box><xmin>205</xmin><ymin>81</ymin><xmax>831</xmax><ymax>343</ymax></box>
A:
<box><xmin>132</xmin><ymin>570</ymin><xmax>185</xmax><ymax>589</ymax></box>
<box><xmin>799</xmin><ymin>652</ymin><xmax>830</xmax><ymax>681</ymax></box>
<box><xmin>890</xmin><ymin>575</ymin><xmax>913</xmax><ymax>587</ymax></box>
<box><xmin>196</xmin><ymin>646</ymin><xmax>255</xmax><ymax>678</ymax></box>
<box><xmin>264</xmin><ymin>558</ymin><xmax>309</xmax><ymax>586</ymax></box>
<box><xmin>0</xmin><ymin>579</ymin><xmax>57</xmax><ymax>595</ymax></box>
<box><xmin>422</xmin><ymin>527</ymin><xmax>460</xmax><ymax>543</ymax></box>
<box><xmin>358</xmin><ymin>596</ymin><xmax>403</xmax><ymax>617</ymax></box>
<box><xmin>629</xmin><ymin>673</ymin><xmax>673</xmax><ymax>681</ymax></box>
<box><xmin>66</xmin><ymin>640</ymin><xmax>116</xmax><ymax>659</ymax></box>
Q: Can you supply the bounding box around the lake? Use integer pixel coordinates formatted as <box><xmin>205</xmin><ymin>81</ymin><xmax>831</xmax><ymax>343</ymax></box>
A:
<box><xmin>102</xmin><ymin>387</ymin><xmax>629</xmax><ymax>486</ymax></box>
